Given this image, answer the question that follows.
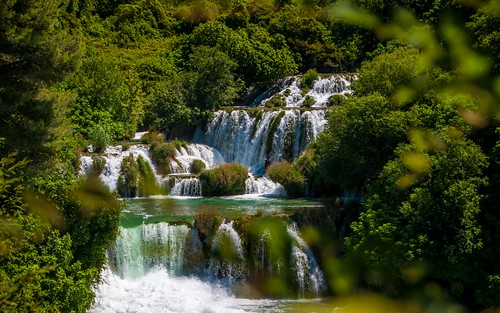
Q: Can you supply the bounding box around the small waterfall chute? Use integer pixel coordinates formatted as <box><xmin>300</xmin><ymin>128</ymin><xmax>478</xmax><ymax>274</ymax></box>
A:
<box><xmin>287</xmin><ymin>223</ymin><xmax>326</xmax><ymax>297</ymax></box>
<box><xmin>245</xmin><ymin>175</ymin><xmax>286</xmax><ymax>197</ymax></box>
<box><xmin>170</xmin><ymin>177</ymin><xmax>202</xmax><ymax>197</ymax></box>
<box><xmin>209</xmin><ymin>220</ymin><xmax>246</xmax><ymax>281</ymax></box>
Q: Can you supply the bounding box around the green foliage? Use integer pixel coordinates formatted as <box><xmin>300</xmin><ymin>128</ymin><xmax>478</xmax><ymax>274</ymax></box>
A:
<box><xmin>199</xmin><ymin>162</ymin><xmax>248</xmax><ymax>196</ymax></box>
<box><xmin>190</xmin><ymin>159</ymin><xmax>206</xmax><ymax>174</ymax></box>
<box><xmin>65</xmin><ymin>176</ymin><xmax>123</xmax><ymax>270</ymax></box>
<box><xmin>301</xmin><ymin>69</ymin><xmax>319</xmax><ymax>89</ymax></box>
<box><xmin>0</xmin><ymin>155</ymin><xmax>121</xmax><ymax>311</ymax></box>
<box><xmin>266</xmin><ymin>161</ymin><xmax>305</xmax><ymax>198</ymax></box>
<box><xmin>302</xmin><ymin>95</ymin><xmax>315</xmax><ymax>108</ymax></box>
<box><xmin>149</xmin><ymin>141</ymin><xmax>176</xmax><ymax>174</ymax></box>
<box><xmin>264</xmin><ymin>94</ymin><xmax>285</xmax><ymax>108</ymax></box>
<box><xmin>92</xmin><ymin>156</ymin><xmax>106</xmax><ymax>175</ymax></box>
<box><xmin>186</xmin><ymin>45</ymin><xmax>243</xmax><ymax>112</ymax></box>
<box><xmin>118</xmin><ymin>154</ymin><xmax>140</xmax><ymax>198</ymax></box>
<box><xmin>189</xmin><ymin>20</ymin><xmax>298</xmax><ymax>86</ymax></box>
<box><xmin>265</xmin><ymin>111</ymin><xmax>286</xmax><ymax>157</ymax></box>
<box><xmin>326</xmin><ymin>94</ymin><xmax>347</xmax><ymax>107</ymax></box>
<box><xmin>194</xmin><ymin>205</ymin><xmax>223</xmax><ymax>250</ymax></box>
<box><xmin>137</xmin><ymin>155</ymin><xmax>161</xmax><ymax>196</ymax></box>
<box><xmin>144</xmin><ymin>79</ymin><xmax>194</xmax><ymax>137</ymax></box>
<box><xmin>64</xmin><ymin>55</ymin><xmax>144</xmax><ymax>141</ymax></box>
<box><xmin>140</xmin><ymin>131</ymin><xmax>163</xmax><ymax>144</ymax></box>
<box><xmin>88</xmin><ymin>124</ymin><xmax>113</xmax><ymax>152</ymax></box>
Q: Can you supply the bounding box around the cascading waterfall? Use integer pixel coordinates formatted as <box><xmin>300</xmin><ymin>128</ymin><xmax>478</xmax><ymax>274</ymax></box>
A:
<box><xmin>287</xmin><ymin>223</ymin><xmax>326</xmax><ymax>297</ymax></box>
<box><xmin>79</xmin><ymin>145</ymin><xmax>161</xmax><ymax>193</ymax></box>
<box><xmin>261</xmin><ymin>74</ymin><xmax>355</xmax><ymax>108</ymax></box>
<box><xmin>245</xmin><ymin>175</ymin><xmax>286</xmax><ymax>197</ymax></box>
<box><xmin>170</xmin><ymin>143</ymin><xmax>225</xmax><ymax>174</ymax></box>
<box><xmin>209</xmin><ymin>220</ymin><xmax>247</xmax><ymax>281</ymax></box>
<box><xmin>108</xmin><ymin>222</ymin><xmax>190</xmax><ymax>279</ymax></box>
<box><xmin>203</xmin><ymin>109</ymin><xmax>326</xmax><ymax>175</ymax></box>
<box><xmin>170</xmin><ymin>177</ymin><xmax>202</xmax><ymax>197</ymax></box>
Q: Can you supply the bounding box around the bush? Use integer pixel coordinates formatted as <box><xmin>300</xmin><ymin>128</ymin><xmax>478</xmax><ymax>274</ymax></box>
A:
<box><xmin>117</xmin><ymin>154</ymin><xmax>139</xmax><ymax>197</ymax></box>
<box><xmin>301</xmin><ymin>69</ymin><xmax>319</xmax><ymax>89</ymax></box>
<box><xmin>199</xmin><ymin>162</ymin><xmax>248</xmax><ymax>196</ymax></box>
<box><xmin>265</xmin><ymin>94</ymin><xmax>285</xmax><ymax>108</ymax></box>
<box><xmin>141</xmin><ymin>131</ymin><xmax>163</xmax><ymax>144</ymax></box>
<box><xmin>92</xmin><ymin>156</ymin><xmax>106</xmax><ymax>176</ymax></box>
<box><xmin>327</xmin><ymin>94</ymin><xmax>346</xmax><ymax>107</ymax></box>
<box><xmin>88</xmin><ymin>124</ymin><xmax>113</xmax><ymax>152</ymax></box>
<box><xmin>149</xmin><ymin>141</ymin><xmax>177</xmax><ymax>174</ymax></box>
<box><xmin>303</xmin><ymin>95</ymin><xmax>316</xmax><ymax>108</ymax></box>
<box><xmin>266</xmin><ymin>161</ymin><xmax>305</xmax><ymax>198</ymax></box>
<box><xmin>194</xmin><ymin>205</ymin><xmax>223</xmax><ymax>250</ymax></box>
<box><xmin>121</xmin><ymin>142</ymin><xmax>131</xmax><ymax>151</ymax></box>
<box><xmin>191</xmin><ymin>159</ymin><xmax>206</xmax><ymax>174</ymax></box>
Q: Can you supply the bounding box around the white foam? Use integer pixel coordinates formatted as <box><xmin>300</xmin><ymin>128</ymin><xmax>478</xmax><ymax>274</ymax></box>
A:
<box><xmin>90</xmin><ymin>267</ymin><xmax>280</xmax><ymax>313</ymax></box>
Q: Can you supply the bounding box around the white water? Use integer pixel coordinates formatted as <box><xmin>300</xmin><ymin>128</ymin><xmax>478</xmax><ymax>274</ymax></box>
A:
<box><xmin>287</xmin><ymin>224</ymin><xmax>326</xmax><ymax>297</ymax></box>
<box><xmin>261</xmin><ymin>74</ymin><xmax>355</xmax><ymax>108</ymax></box>
<box><xmin>89</xmin><ymin>267</ymin><xmax>281</xmax><ymax>313</ymax></box>
<box><xmin>79</xmin><ymin>145</ymin><xmax>161</xmax><ymax>192</ymax></box>
<box><xmin>109</xmin><ymin>223</ymin><xmax>190</xmax><ymax>279</ymax></box>
<box><xmin>170</xmin><ymin>143</ymin><xmax>225</xmax><ymax>174</ymax></box>
<box><xmin>245</xmin><ymin>176</ymin><xmax>286</xmax><ymax>197</ymax></box>
<box><xmin>170</xmin><ymin>177</ymin><xmax>202</xmax><ymax>197</ymax></box>
<box><xmin>203</xmin><ymin>109</ymin><xmax>326</xmax><ymax>175</ymax></box>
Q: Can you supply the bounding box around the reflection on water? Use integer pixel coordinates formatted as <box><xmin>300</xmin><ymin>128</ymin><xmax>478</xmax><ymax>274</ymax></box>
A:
<box><xmin>120</xmin><ymin>195</ymin><xmax>325</xmax><ymax>227</ymax></box>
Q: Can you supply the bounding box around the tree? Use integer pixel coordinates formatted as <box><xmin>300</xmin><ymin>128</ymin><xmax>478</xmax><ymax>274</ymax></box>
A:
<box><xmin>185</xmin><ymin>46</ymin><xmax>243</xmax><ymax>112</ymax></box>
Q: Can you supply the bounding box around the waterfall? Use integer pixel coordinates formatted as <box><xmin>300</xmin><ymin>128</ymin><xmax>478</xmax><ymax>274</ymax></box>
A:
<box><xmin>209</xmin><ymin>220</ymin><xmax>246</xmax><ymax>281</ymax></box>
<box><xmin>170</xmin><ymin>143</ymin><xmax>224</xmax><ymax>174</ymax></box>
<box><xmin>245</xmin><ymin>175</ymin><xmax>286</xmax><ymax>197</ymax></box>
<box><xmin>109</xmin><ymin>222</ymin><xmax>190</xmax><ymax>279</ymax></box>
<box><xmin>261</xmin><ymin>74</ymin><xmax>355</xmax><ymax>108</ymax></box>
<box><xmin>170</xmin><ymin>177</ymin><xmax>202</xmax><ymax>197</ymax></box>
<box><xmin>79</xmin><ymin>145</ymin><xmax>162</xmax><ymax>193</ymax></box>
<box><xmin>287</xmin><ymin>223</ymin><xmax>326</xmax><ymax>297</ymax></box>
<box><xmin>203</xmin><ymin>109</ymin><xmax>326</xmax><ymax>175</ymax></box>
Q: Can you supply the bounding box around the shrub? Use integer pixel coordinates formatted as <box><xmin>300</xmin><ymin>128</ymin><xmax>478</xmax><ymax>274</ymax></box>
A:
<box><xmin>92</xmin><ymin>156</ymin><xmax>106</xmax><ymax>176</ymax></box>
<box><xmin>199</xmin><ymin>162</ymin><xmax>248</xmax><ymax>196</ymax></box>
<box><xmin>191</xmin><ymin>159</ymin><xmax>206</xmax><ymax>174</ymax></box>
<box><xmin>117</xmin><ymin>154</ymin><xmax>139</xmax><ymax>197</ymax></box>
<box><xmin>88</xmin><ymin>124</ymin><xmax>113</xmax><ymax>152</ymax></box>
<box><xmin>149</xmin><ymin>141</ymin><xmax>177</xmax><ymax>174</ymax></box>
<box><xmin>303</xmin><ymin>95</ymin><xmax>315</xmax><ymax>108</ymax></box>
<box><xmin>194</xmin><ymin>205</ymin><xmax>223</xmax><ymax>250</ymax></box>
<box><xmin>326</xmin><ymin>94</ymin><xmax>346</xmax><ymax>107</ymax></box>
<box><xmin>137</xmin><ymin>155</ymin><xmax>161</xmax><ymax>196</ymax></box>
<box><xmin>141</xmin><ymin>131</ymin><xmax>163</xmax><ymax>144</ymax></box>
<box><xmin>264</xmin><ymin>94</ymin><xmax>285</xmax><ymax>108</ymax></box>
<box><xmin>266</xmin><ymin>161</ymin><xmax>305</xmax><ymax>198</ymax></box>
<box><xmin>121</xmin><ymin>142</ymin><xmax>131</xmax><ymax>151</ymax></box>
<box><xmin>171</xmin><ymin>139</ymin><xmax>189</xmax><ymax>151</ymax></box>
<box><xmin>301</xmin><ymin>69</ymin><xmax>319</xmax><ymax>89</ymax></box>
<box><xmin>283</xmin><ymin>88</ymin><xmax>291</xmax><ymax>97</ymax></box>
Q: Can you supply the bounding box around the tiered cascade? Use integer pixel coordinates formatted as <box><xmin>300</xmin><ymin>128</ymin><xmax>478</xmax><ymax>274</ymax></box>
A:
<box><xmin>200</xmin><ymin>109</ymin><xmax>326</xmax><ymax>175</ymax></box>
<box><xmin>80</xmin><ymin>74</ymin><xmax>354</xmax><ymax>197</ymax></box>
<box><xmin>107</xmin><ymin>219</ymin><xmax>327</xmax><ymax>298</ymax></box>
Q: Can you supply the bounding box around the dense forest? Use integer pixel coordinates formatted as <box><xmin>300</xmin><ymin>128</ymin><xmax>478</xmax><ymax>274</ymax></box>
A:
<box><xmin>1</xmin><ymin>0</ymin><xmax>500</xmax><ymax>311</ymax></box>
